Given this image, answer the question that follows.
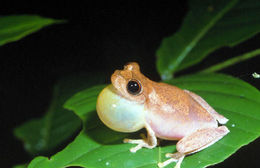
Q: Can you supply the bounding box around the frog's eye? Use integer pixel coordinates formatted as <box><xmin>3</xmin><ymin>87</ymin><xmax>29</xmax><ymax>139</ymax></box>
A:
<box><xmin>127</xmin><ymin>80</ymin><xmax>142</xmax><ymax>95</ymax></box>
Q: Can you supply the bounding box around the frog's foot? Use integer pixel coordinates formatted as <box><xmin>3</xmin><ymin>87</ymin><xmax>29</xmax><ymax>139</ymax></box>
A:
<box><xmin>123</xmin><ymin>133</ymin><xmax>156</xmax><ymax>153</ymax></box>
<box><xmin>124</xmin><ymin>125</ymin><xmax>157</xmax><ymax>153</ymax></box>
<box><xmin>158</xmin><ymin>126</ymin><xmax>229</xmax><ymax>168</ymax></box>
<box><xmin>158</xmin><ymin>152</ymin><xmax>185</xmax><ymax>168</ymax></box>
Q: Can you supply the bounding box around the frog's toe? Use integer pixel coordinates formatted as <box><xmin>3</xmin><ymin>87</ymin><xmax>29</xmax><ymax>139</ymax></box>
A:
<box><xmin>158</xmin><ymin>162</ymin><xmax>165</xmax><ymax>168</ymax></box>
<box><xmin>165</xmin><ymin>152</ymin><xmax>183</xmax><ymax>158</ymax></box>
<box><xmin>130</xmin><ymin>144</ymin><xmax>144</xmax><ymax>153</ymax></box>
<box><xmin>123</xmin><ymin>138</ymin><xmax>144</xmax><ymax>144</ymax></box>
<box><xmin>158</xmin><ymin>152</ymin><xmax>185</xmax><ymax>168</ymax></box>
<box><xmin>157</xmin><ymin>158</ymin><xmax>177</xmax><ymax>168</ymax></box>
<box><xmin>165</xmin><ymin>153</ymin><xmax>173</xmax><ymax>158</ymax></box>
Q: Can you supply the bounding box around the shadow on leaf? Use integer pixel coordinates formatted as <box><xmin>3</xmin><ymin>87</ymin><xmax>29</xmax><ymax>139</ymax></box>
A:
<box><xmin>82</xmin><ymin>111</ymin><xmax>147</xmax><ymax>145</ymax></box>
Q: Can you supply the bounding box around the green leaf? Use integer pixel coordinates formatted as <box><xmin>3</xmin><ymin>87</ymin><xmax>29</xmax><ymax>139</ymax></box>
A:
<box><xmin>27</xmin><ymin>73</ymin><xmax>260</xmax><ymax>168</ymax></box>
<box><xmin>200</xmin><ymin>49</ymin><xmax>260</xmax><ymax>73</ymax></box>
<box><xmin>64</xmin><ymin>84</ymin><xmax>107</xmax><ymax>120</ymax></box>
<box><xmin>13</xmin><ymin>164</ymin><xmax>27</xmax><ymax>168</ymax></box>
<box><xmin>0</xmin><ymin>15</ymin><xmax>64</xmax><ymax>46</ymax></box>
<box><xmin>14</xmin><ymin>74</ymin><xmax>105</xmax><ymax>155</ymax></box>
<box><xmin>156</xmin><ymin>0</ymin><xmax>260</xmax><ymax>80</ymax></box>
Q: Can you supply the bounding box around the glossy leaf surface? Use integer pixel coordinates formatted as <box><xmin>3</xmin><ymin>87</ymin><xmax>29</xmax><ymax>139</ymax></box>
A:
<box><xmin>0</xmin><ymin>15</ymin><xmax>63</xmax><ymax>46</ymax></box>
<box><xmin>28</xmin><ymin>73</ymin><xmax>260</xmax><ymax>168</ymax></box>
<box><xmin>156</xmin><ymin>0</ymin><xmax>260</xmax><ymax>79</ymax></box>
<box><xmin>14</xmin><ymin>74</ymin><xmax>105</xmax><ymax>155</ymax></box>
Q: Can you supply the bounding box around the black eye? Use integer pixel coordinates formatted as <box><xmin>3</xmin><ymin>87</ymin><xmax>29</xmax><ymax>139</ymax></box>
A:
<box><xmin>127</xmin><ymin>80</ymin><xmax>142</xmax><ymax>95</ymax></box>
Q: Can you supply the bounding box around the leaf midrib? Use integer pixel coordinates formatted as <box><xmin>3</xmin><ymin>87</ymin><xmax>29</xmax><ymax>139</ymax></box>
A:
<box><xmin>167</xmin><ymin>0</ymin><xmax>238</xmax><ymax>76</ymax></box>
<box><xmin>43</xmin><ymin>87</ymin><xmax>60</xmax><ymax>149</ymax></box>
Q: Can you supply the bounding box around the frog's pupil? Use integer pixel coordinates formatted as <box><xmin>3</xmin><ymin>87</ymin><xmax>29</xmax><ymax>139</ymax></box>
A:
<box><xmin>127</xmin><ymin>80</ymin><xmax>141</xmax><ymax>95</ymax></box>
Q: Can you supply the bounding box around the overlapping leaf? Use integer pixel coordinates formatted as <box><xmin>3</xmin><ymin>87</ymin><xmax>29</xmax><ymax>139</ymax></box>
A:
<box><xmin>156</xmin><ymin>0</ymin><xmax>260</xmax><ymax>79</ymax></box>
<box><xmin>14</xmin><ymin>74</ymin><xmax>105</xmax><ymax>155</ymax></box>
<box><xmin>0</xmin><ymin>15</ymin><xmax>63</xmax><ymax>46</ymax></box>
<box><xmin>64</xmin><ymin>85</ymin><xmax>107</xmax><ymax>120</ymax></box>
<box><xmin>13</xmin><ymin>1</ymin><xmax>260</xmax><ymax>167</ymax></box>
<box><xmin>27</xmin><ymin>73</ymin><xmax>260</xmax><ymax>168</ymax></box>
<box><xmin>13</xmin><ymin>164</ymin><xmax>27</xmax><ymax>168</ymax></box>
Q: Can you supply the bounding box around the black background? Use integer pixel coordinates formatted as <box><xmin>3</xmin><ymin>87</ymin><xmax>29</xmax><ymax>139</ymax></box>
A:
<box><xmin>1</xmin><ymin>1</ymin><xmax>259</xmax><ymax>168</ymax></box>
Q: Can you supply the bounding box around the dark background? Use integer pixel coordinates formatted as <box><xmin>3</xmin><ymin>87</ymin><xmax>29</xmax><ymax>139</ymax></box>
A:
<box><xmin>1</xmin><ymin>1</ymin><xmax>259</xmax><ymax>168</ymax></box>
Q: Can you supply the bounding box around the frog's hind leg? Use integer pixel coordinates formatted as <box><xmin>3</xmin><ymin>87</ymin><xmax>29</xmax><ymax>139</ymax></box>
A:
<box><xmin>184</xmin><ymin>90</ymin><xmax>228</xmax><ymax>124</ymax></box>
<box><xmin>158</xmin><ymin>126</ymin><xmax>229</xmax><ymax>168</ymax></box>
<box><xmin>123</xmin><ymin>124</ymin><xmax>157</xmax><ymax>153</ymax></box>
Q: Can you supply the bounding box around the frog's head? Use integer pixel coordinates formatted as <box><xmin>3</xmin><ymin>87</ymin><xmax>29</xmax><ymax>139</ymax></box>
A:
<box><xmin>111</xmin><ymin>62</ymin><xmax>150</xmax><ymax>104</ymax></box>
<box><xmin>96</xmin><ymin>62</ymin><xmax>148</xmax><ymax>133</ymax></box>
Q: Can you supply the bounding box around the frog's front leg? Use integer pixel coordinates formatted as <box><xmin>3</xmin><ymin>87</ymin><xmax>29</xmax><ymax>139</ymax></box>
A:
<box><xmin>158</xmin><ymin>126</ymin><xmax>229</xmax><ymax>168</ymax></box>
<box><xmin>124</xmin><ymin>124</ymin><xmax>157</xmax><ymax>153</ymax></box>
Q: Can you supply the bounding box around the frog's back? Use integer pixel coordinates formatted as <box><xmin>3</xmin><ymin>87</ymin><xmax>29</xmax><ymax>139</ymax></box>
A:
<box><xmin>145</xmin><ymin>82</ymin><xmax>217</xmax><ymax>140</ymax></box>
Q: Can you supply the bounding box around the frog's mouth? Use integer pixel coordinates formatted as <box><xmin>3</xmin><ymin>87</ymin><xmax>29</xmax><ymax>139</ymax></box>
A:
<box><xmin>96</xmin><ymin>84</ymin><xmax>145</xmax><ymax>133</ymax></box>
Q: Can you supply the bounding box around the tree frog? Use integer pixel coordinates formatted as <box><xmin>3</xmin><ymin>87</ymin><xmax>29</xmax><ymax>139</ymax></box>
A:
<box><xmin>96</xmin><ymin>62</ymin><xmax>229</xmax><ymax>168</ymax></box>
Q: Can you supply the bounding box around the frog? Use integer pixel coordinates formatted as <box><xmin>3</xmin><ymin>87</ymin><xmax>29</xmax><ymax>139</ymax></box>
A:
<box><xmin>96</xmin><ymin>62</ymin><xmax>229</xmax><ymax>168</ymax></box>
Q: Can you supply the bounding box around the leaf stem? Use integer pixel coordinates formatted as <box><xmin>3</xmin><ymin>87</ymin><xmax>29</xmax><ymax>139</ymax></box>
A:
<box><xmin>199</xmin><ymin>49</ymin><xmax>260</xmax><ymax>73</ymax></box>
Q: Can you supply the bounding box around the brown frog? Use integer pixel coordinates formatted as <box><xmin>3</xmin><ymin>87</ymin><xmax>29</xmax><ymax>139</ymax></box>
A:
<box><xmin>96</xmin><ymin>62</ymin><xmax>229</xmax><ymax>168</ymax></box>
